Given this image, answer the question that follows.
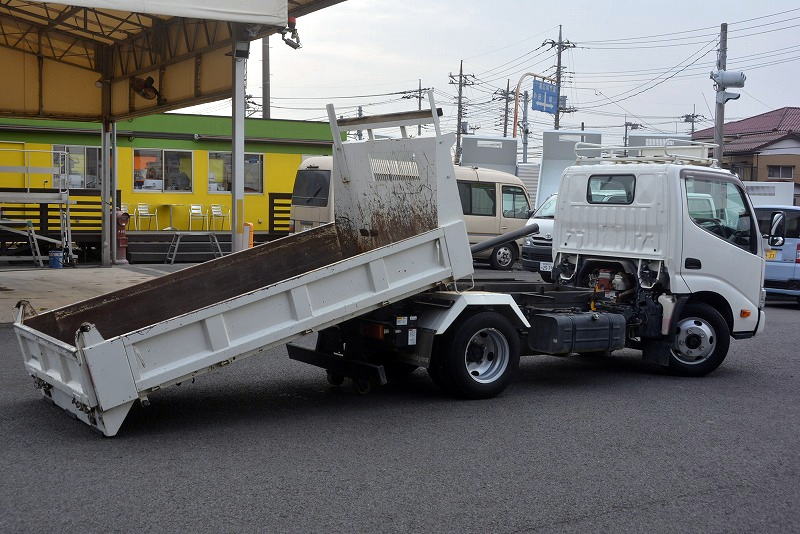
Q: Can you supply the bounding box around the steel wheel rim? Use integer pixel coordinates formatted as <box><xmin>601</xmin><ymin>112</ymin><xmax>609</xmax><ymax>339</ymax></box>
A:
<box><xmin>672</xmin><ymin>316</ymin><xmax>716</xmax><ymax>365</ymax></box>
<box><xmin>464</xmin><ymin>328</ymin><xmax>509</xmax><ymax>383</ymax></box>
<box><xmin>496</xmin><ymin>247</ymin><xmax>513</xmax><ymax>267</ymax></box>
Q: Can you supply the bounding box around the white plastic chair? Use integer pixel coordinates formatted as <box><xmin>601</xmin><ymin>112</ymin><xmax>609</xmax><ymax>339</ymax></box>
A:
<box><xmin>209</xmin><ymin>204</ymin><xmax>230</xmax><ymax>230</ymax></box>
<box><xmin>188</xmin><ymin>204</ymin><xmax>207</xmax><ymax>230</ymax></box>
<box><xmin>136</xmin><ymin>203</ymin><xmax>158</xmax><ymax>230</ymax></box>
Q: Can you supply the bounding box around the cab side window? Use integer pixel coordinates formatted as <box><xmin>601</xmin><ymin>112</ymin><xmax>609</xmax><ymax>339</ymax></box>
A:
<box><xmin>685</xmin><ymin>176</ymin><xmax>755</xmax><ymax>253</ymax></box>
<box><xmin>457</xmin><ymin>181</ymin><xmax>496</xmax><ymax>216</ymax></box>
<box><xmin>502</xmin><ymin>185</ymin><xmax>530</xmax><ymax>218</ymax></box>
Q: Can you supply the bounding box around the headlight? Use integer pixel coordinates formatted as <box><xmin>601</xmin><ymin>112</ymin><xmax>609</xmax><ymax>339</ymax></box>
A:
<box><xmin>759</xmin><ymin>288</ymin><xmax>766</xmax><ymax>309</ymax></box>
<box><xmin>524</xmin><ymin>237</ymin><xmax>533</xmax><ymax>246</ymax></box>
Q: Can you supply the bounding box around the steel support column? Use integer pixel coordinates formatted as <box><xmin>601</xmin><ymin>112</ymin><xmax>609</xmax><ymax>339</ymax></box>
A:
<box><xmin>231</xmin><ymin>41</ymin><xmax>248</xmax><ymax>252</ymax></box>
<box><xmin>100</xmin><ymin>121</ymin><xmax>112</xmax><ymax>266</ymax></box>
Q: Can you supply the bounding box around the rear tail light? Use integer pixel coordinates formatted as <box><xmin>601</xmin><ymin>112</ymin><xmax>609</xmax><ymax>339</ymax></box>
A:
<box><xmin>796</xmin><ymin>243</ymin><xmax>800</xmax><ymax>264</ymax></box>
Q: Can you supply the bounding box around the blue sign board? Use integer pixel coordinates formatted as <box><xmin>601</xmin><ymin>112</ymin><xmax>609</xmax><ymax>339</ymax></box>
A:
<box><xmin>532</xmin><ymin>79</ymin><xmax>557</xmax><ymax>114</ymax></box>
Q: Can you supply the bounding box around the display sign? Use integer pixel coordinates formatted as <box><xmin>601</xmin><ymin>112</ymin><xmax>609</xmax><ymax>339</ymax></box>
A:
<box><xmin>532</xmin><ymin>79</ymin><xmax>558</xmax><ymax>114</ymax></box>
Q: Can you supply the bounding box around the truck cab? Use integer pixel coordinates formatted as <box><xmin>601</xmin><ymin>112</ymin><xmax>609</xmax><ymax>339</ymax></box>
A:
<box><xmin>550</xmin><ymin>150</ymin><xmax>767</xmax><ymax>373</ymax></box>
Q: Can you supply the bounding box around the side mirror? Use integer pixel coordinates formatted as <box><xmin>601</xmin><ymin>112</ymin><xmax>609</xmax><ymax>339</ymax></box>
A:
<box><xmin>768</xmin><ymin>211</ymin><xmax>785</xmax><ymax>247</ymax></box>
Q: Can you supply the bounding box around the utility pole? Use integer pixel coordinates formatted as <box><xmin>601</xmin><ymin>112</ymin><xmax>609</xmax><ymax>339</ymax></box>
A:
<box><xmin>417</xmin><ymin>79</ymin><xmax>422</xmax><ymax>136</ymax></box>
<box><xmin>710</xmin><ymin>22</ymin><xmax>745</xmax><ymax>161</ymax></box>
<box><xmin>357</xmin><ymin>106</ymin><xmax>363</xmax><ymax>140</ymax></box>
<box><xmin>543</xmin><ymin>25</ymin><xmax>575</xmax><ymax>130</ymax></box>
<box><xmin>449</xmin><ymin>60</ymin><xmax>475</xmax><ymax>164</ymax></box>
<box><xmin>521</xmin><ymin>90</ymin><xmax>530</xmax><ymax>163</ymax></box>
<box><xmin>503</xmin><ymin>79</ymin><xmax>511</xmax><ymax>137</ymax></box>
<box><xmin>623</xmin><ymin>120</ymin><xmax>641</xmax><ymax>148</ymax></box>
<box><xmin>683</xmin><ymin>105</ymin><xmax>701</xmax><ymax>136</ymax></box>
<box><xmin>714</xmin><ymin>23</ymin><xmax>727</xmax><ymax>160</ymax></box>
<box><xmin>261</xmin><ymin>36</ymin><xmax>270</xmax><ymax>119</ymax></box>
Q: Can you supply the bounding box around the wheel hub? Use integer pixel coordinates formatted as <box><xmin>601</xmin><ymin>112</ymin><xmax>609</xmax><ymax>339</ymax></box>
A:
<box><xmin>464</xmin><ymin>328</ymin><xmax>510</xmax><ymax>384</ymax></box>
<box><xmin>672</xmin><ymin>317</ymin><xmax>716</xmax><ymax>364</ymax></box>
<box><xmin>496</xmin><ymin>247</ymin><xmax>512</xmax><ymax>267</ymax></box>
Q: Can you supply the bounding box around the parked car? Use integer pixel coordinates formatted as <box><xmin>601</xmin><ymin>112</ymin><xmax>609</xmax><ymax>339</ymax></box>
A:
<box><xmin>290</xmin><ymin>157</ymin><xmax>532</xmax><ymax>270</ymax></box>
<box><xmin>755</xmin><ymin>205</ymin><xmax>800</xmax><ymax>303</ymax></box>
<box><xmin>521</xmin><ymin>194</ymin><xmax>556</xmax><ymax>281</ymax></box>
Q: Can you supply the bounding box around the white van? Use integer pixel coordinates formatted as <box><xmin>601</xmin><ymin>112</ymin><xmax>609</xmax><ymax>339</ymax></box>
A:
<box><xmin>290</xmin><ymin>157</ymin><xmax>532</xmax><ymax>269</ymax></box>
<box><xmin>289</xmin><ymin>156</ymin><xmax>333</xmax><ymax>234</ymax></box>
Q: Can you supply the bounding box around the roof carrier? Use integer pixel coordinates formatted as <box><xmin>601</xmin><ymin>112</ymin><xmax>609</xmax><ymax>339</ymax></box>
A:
<box><xmin>574</xmin><ymin>139</ymin><xmax>718</xmax><ymax>166</ymax></box>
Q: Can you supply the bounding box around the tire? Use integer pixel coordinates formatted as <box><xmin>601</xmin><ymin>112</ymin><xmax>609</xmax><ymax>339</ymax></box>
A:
<box><xmin>668</xmin><ymin>302</ymin><xmax>730</xmax><ymax>377</ymax></box>
<box><xmin>539</xmin><ymin>271</ymin><xmax>552</xmax><ymax>283</ymax></box>
<box><xmin>429</xmin><ymin>311</ymin><xmax>520</xmax><ymax>399</ymax></box>
<box><xmin>489</xmin><ymin>244</ymin><xmax>515</xmax><ymax>270</ymax></box>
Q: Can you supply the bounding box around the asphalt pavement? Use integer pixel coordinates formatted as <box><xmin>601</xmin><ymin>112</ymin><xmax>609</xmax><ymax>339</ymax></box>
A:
<box><xmin>1</xmin><ymin>285</ymin><xmax>798</xmax><ymax>532</ymax></box>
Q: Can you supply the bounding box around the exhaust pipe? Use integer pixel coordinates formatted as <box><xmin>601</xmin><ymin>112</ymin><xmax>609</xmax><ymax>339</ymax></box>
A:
<box><xmin>470</xmin><ymin>223</ymin><xmax>539</xmax><ymax>255</ymax></box>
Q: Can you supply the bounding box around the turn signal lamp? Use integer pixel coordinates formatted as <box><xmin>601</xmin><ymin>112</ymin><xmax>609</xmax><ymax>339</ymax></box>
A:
<box><xmin>740</xmin><ymin>309</ymin><xmax>751</xmax><ymax>318</ymax></box>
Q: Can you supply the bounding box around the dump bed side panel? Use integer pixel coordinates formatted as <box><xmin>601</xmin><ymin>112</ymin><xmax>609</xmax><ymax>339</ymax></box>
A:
<box><xmin>123</xmin><ymin>226</ymin><xmax>461</xmax><ymax>391</ymax></box>
<box><xmin>24</xmin><ymin>224</ymin><xmax>344</xmax><ymax>344</ymax></box>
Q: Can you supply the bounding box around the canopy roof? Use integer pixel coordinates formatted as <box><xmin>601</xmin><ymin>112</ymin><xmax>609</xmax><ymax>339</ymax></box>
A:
<box><xmin>0</xmin><ymin>0</ymin><xmax>343</xmax><ymax>121</ymax></box>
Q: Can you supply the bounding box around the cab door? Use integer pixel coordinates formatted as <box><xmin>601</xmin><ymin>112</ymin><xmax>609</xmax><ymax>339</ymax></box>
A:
<box><xmin>500</xmin><ymin>184</ymin><xmax>531</xmax><ymax>234</ymax></box>
<box><xmin>680</xmin><ymin>170</ymin><xmax>764</xmax><ymax>329</ymax></box>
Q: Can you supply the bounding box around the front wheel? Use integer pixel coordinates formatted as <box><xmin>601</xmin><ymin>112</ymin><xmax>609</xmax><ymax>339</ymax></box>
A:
<box><xmin>668</xmin><ymin>302</ymin><xmax>730</xmax><ymax>376</ymax></box>
<box><xmin>489</xmin><ymin>244</ymin><xmax>515</xmax><ymax>270</ymax></box>
<box><xmin>429</xmin><ymin>311</ymin><xmax>520</xmax><ymax>399</ymax></box>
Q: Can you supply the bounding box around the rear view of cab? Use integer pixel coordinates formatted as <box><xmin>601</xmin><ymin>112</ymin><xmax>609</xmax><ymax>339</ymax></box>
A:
<box><xmin>290</xmin><ymin>156</ymin><xmax>332</xmax><ymax>233</ymax></box>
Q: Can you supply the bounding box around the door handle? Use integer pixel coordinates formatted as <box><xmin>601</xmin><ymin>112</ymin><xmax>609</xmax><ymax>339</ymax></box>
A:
<box><xmin>685</xmin><ymin>257</ymin><xmax>702</xmax><ymax>270</ymax></box>
<box><xmin>500</xmin><ymin>226</ymin><xmax>508</xmax><ymax>230</ymax></box>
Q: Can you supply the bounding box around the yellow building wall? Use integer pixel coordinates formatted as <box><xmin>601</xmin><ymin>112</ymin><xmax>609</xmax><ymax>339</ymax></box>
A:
<box><xmin>117</xmin><ymin>147</ymin><xmax>302</xmax><ymax>232</ymax></box>
<box><xmin>2</xmin><ymin>143</ymin><xmax>303</xmax><ymax>233</ymax></box>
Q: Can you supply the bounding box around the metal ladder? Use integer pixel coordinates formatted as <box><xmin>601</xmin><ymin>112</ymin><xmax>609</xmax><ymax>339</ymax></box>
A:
<box><xmin>165</xmin><ymin>232</ymin><xmax>225</xmax><ymax>264</ymax></box>
<box><xmin>25</xmin><ymin>221</ymin><xmax>44</xmax><ymax>267</ymax></box>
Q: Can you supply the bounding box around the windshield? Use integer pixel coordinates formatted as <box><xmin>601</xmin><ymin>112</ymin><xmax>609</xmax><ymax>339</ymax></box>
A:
<box><xmin>292</xmin><ymin>169</ymin><xmax>330</xmax><ymax>207</ymax></box>
<box><xmin>533</xmin><ymin>195</ymin><xmax>557</xmax><ymax>218</ymax></box>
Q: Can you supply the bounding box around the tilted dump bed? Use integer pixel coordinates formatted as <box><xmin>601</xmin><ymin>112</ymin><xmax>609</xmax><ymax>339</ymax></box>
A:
<box><xmin>13</xmin><ymin>94</ymin><xmax>473</xmax><ymax>436</ymax></box>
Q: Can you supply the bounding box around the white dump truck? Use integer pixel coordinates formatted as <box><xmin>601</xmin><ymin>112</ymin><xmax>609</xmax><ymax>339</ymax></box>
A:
<box><xmin>14</xmin><ymin>97</ymin><xmax>772</xmax><ymax>436</ymax></box>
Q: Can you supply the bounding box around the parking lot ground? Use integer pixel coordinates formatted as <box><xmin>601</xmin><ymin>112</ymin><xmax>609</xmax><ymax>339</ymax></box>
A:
<box><xmin>1</xmin><ymin>289</ymin><xmax>798</xmax><ymax>532</ymax></box>
<box><xmin>0</xmin><ymin>263</ymin><xmax>193</xmax><ymax>323</ymax></box>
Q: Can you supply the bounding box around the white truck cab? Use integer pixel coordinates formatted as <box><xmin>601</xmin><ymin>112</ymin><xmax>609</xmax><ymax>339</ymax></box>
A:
<box><xmin>551</xmin><ymin>143</ymin><xmax>766</xmax><ymax>373</ymax></box>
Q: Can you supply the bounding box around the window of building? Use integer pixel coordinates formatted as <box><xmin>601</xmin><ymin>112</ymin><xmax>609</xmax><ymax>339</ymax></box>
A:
<box><xmin>457</xmin><ymin>181</ymin><xmax>496</xmax><ymax>216</ymax></box>
<box><xmin>587</xmin><ymin>175</ymin><xmax>636</xmax><ymax>204</ymax></box>
<box><xmin>208</xmin><ymin>152</ymin><xmax>263</xmax><ymax>193</ymax></box>
<box><xmin>133</xmin><ymin>149</ymin><xmax>192</xmax><ymax>191</ymax></box>
<box><xmin>502</xmin><ymin>185</ymin><xmax>530</xmax><ymax>218</ymax></box>
<box><xmin>767</xmin><ymin>165</ymin><xmax>794</xmax><ymax>179</ymax></box>
<box><xmin>53</xmin><ymin>145</ymin><xmax>100</xmax><ymax>189</ymax></box>
<box><xmin>685</xmin><ymin>176</ymin><xmax>755</xmax><ymax>252</ymax></box>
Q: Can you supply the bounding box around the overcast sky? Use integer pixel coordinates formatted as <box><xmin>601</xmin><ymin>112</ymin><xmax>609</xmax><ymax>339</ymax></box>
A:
<box><xmin>185</xmin><ymin>0</ymin><xmax>799</xmax><ymax>154</ymax></box>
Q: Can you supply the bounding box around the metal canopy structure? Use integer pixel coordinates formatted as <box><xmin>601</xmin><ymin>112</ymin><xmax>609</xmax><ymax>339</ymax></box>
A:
<box><xmin>0</xmin><ymin>0</ymin><xmax>344</xmax><ymax>263</ymax></box>
<box><xmin>0</xmin><ymin>0</ymin><xmax>341</xmax><ymax>120</ymax></box>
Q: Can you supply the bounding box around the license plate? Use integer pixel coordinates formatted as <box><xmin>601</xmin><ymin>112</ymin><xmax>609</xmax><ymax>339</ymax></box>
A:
<box><xmin>766</xmin><ymin>249</ymin><xmax>777</xmax><ymax>260</ymax></box>
<box><xmin>539</xmin><ymin>261</ymin><xmax>553</xmax><ymax>272</ymax></box>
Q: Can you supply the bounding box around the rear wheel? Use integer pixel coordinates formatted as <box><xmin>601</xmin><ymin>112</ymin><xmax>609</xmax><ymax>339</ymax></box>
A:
<box><xmin>429</xmin><ymin>312</ymin><xmax>520</xmax><ymax>399</ymax></box>
<box><xmin>668</xmin><ymin>302</ymin><xmax>730</xmax><ymax>376</ymax></box>
<box><xmin>489</xmin><ymin>244</ymin><xmax>515</xmax><ymax>270</ymax></box>
<box><xmin>539</xmin><ymin>271</ymin><xmax>552</xmax><ymax>283</ymax></box>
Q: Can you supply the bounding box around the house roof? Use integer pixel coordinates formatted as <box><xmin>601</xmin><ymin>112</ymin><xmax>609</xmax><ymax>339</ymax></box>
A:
<box><xmin>693</xmin><ymin>107</ymin><xmax>800</xmax><ymax>154</ymax></box>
